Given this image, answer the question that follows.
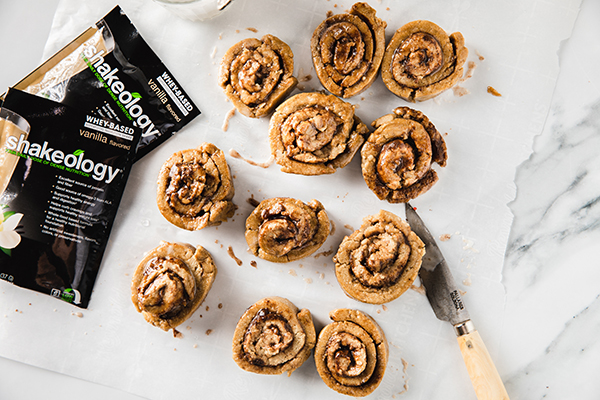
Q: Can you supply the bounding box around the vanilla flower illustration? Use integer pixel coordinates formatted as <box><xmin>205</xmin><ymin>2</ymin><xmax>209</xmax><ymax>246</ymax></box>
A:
<box><xmin>0</xmin><ymin>213</ymin><xmax>23</xmax><ymax>250</ymax></box>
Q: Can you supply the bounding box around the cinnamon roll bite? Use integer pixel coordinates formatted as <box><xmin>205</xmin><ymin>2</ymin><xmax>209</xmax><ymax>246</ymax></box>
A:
<box><xmin>232</xmin><ymin>296</ymin><xmax>316</xmax><ymax>376</ymax></box>
<box><xmin>131</xmin><ymin>242</ymin><xmax>217</xmax><ymax>332</ymax></box>
<box><xmin>333</xmin><ymin>210</ymin><xmax>425</xmax><ymax>304</ymax></box>
<box><xmin>381</xmin><ymin>20</ymin><xmax>468</xmax><ymax>102</ymax></box>
<box><xmin>219</xmin><ymin>34</ymin><xmax>298</xmax><ymax>118</ymax></box>
<box><xmin>269</xmin><ymin>92</ymin><xmax>369</xmax><ymax>175</ymax></box>
<box><xmin>315</xmin><ymin>308</ymin><xmax>388</xmax><ymax>396</ymax></box>
<box><xmin>157</xmin><ymin>143</ymin><xmax>235</xmax><ymax>230</ymax></box>
<box><xmin>362</xmin><ymin>107</ymin><xmax>447</xmax><ymax>203</ymax></box>
<box><xmin>245</xmin><ymin>197</ymin><xmax>330</xmax><ymax>263</ymax></box>
<box><xmin>311</xmin><ymin>2</ymin><xmax>386</xmax><ymax>98</ymax></box>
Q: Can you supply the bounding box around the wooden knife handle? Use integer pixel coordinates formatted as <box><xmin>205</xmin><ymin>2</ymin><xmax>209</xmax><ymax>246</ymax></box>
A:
<box><xmin>457</xmin><ymin>329</ymin><xmax>510</xmax><ymax>400</ymax></box>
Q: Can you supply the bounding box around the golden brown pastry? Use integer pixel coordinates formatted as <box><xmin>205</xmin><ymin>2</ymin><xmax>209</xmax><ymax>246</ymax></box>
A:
<box><xmin>381</xmin><ymin>20</ymin><xmax>468</xmax><ymax>102</ymax></box>
<box><xmin>361</xmin><ymin>107</ymin><xmax>447</xmax><ymax>203</ymax></box>
<box><xmin>333</xmin><ymin>210</ymin><xmax>425</xmax><ymax>304</ymax></box>
<box><xmin>311</xmin><ymin>2</ymin><xmax>386</xmax><ymax>98</ymax></box>
<box><xmin>269</xmin><ymin>92</ymin><xmax>369</xmax><ymax>175</ymax></box>
<box><xmin>245</xmin><ymin>197</ymin><xmax>330</xmax><ymax>263</ymax></box>
<box><xmin>315</xmin><ymin>308</ymin><xmax>388</xmax><ymax>397</ymax></box>
<box><xmin>157</xmin><ymin>143</ymin><xmax>235</xmax><ymax>230</ymax></box>
<box><xmin>131</xmin><ymin>242</ymin><xmax>217</xmax><ymax>332</ymax></box>
<box><xmin>219</xmin><ymin>34</ymin><xmax>298</xmax><ymax>118</ymax></box>
<box><xmin>232</xmin><ymin>296</ymin><xmax>316</xmax><ymax>376</ymax></box>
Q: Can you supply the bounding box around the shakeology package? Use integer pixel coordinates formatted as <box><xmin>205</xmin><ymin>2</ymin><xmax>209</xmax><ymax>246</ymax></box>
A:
<box><xmin>0</xmin><ymin>89</ymin><xmax>141</xmax><ymax>308</ymax></box>
<box><xmin>7</xmin><ymin>5</ymin><xmax>200</xmax><ymax>161</ymax></box>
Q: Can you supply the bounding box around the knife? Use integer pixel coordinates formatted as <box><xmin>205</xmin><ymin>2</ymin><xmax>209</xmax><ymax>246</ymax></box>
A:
<box><xmin>405</xmin><ymin>203</ymin><xmax>510</xmax><ymax>400</ymax></box>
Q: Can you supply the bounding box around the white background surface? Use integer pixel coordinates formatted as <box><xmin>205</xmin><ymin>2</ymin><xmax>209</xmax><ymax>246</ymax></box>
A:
<box><xmin>1</xmin><ymin>0</ymin><xmax>596</xmax><ymax>399</ymax></box>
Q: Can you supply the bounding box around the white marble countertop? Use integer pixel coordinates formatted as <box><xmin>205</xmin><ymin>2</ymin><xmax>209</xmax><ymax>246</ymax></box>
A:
<box><xmin>1</xmin><ymin>0</ymin><xmax>598</xmax><ymax>399</ymax></box>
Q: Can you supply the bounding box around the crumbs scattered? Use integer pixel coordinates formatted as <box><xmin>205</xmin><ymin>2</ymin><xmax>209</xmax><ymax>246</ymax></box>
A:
<box><xmin>382</xmin><ymin>304</ymin><xmax>388</xmax><ymax>312</ymax></box>
<box><xmin>206</xmin><ymin>306</ymin><xmax>210</xmax><ymax>312</ymax></box>
<box><xmin>487</xmin><ymin>86</ymin><xmax>502</xmax><ymax>97</ymax></box>
<box><xmin>439</xmin><ymin>233</ymin><xmax>452</xmax><ymax>242</ymax></box>
<box><xmin>173</xmin><ymin>329</ymin><xmax>183</xmax><ymax>339</ymax></box>
<box><xmin>476</xmin><ymin>50</ymin><xmax>485</xmax><ymax>61</ymax></box>
<box><xmin>250</xmin><ymin>260</ymin><xmax>258</xmax><ymax>268</ymax></box>
<box><xmin>453</xmin><ymin>86</ymin><xmax>470</xmax><ymax>97</ymax></box>
<box><xmin>247</xmin><ymin>195</ymin><xmax>260</xmax><ymax>207</ymax></box>
<box><xmin>410</xmin><ymin>283</ymin><xmax>426</xmax><ymax>295</ymax></box>
<box><xmin>330</xmin><ymin>220</ymin><xmax>336</xmax><ymax>236</ymax></box>
<box><xmin>402</xmin><ymin>358</ymin><xmax>409</xmax><ymax>374</ymax></box>
<box><xmin>301</xmin><ymin>74</ymin><xmax>312</xmax><ymax>82</ymax></box>
<box><xmin>314</xmin><ymin>248</ymin><xmax>334</xmax><ymax>259</ymax></box>
<box><xmin>289</xmin><ymin>269</ymin><xmax>297</xmax><ymax>277</ymax></box>
<box><xmin>397</xmin><ymin>358</ymin><xmax>411</xmax><ymax>395</ymax></box>
<box><xmin>463</xmin><ymin>273</ymin><xmax>472</xmax><ymax>286</ymax></box>
<box><xmin>326</xmin><ymin>10</ymin><xmax>334</xmax><ymax>17</ymax></box>
<box><xmin>210</xmin><ymin>46</ymin><xmax>218</xmax><ymax>59</ymax></box>
<box><xmin>462</xmin><ymin>237</ymin><xmax>479</xmax><ymax>252</ymax></box>
<box><xmin>246</xmin><ymin>27</ymin><xmax>258</xmax><ymax>33</ymax></box>
<box><xmin>462</xmin><ymin>61</ymin><xmax>477</xmax><ymax>81</ymax></box>
<box><xmin>193</xmin><ymin>344</ymin><xmax>198</xmax><ymax>348</ymax></box>
<box><xmin>218</xmin><ymin>303</ymin><xmax>223</xmax><ymax>309</ymax></box>
<box><xmin>206</xmin><ymin>329</ymin><xmax>213</xmax><ymax>336</ymax></box>
<box><xmin>344</xmin><ymin>224</ymin><xmax>354</xmax><ymax>232</ymax></box>
<box><xmin>71</xmin><ymin>312</ymin><xmax>83</xmax><ymax>318</ymax></box>
<box><xmin>304</xmin><ymin>278</ymin><xmax>313</xmax><ymax>284</ymax></box>
<box><xmin>227</xmin><ymin>246</ymin><xmax>243</xmax><ymax>266</ymax></box>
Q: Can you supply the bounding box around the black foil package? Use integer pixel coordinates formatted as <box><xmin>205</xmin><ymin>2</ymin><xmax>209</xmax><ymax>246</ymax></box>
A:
<box><xmin>0</xmin><ymin>89</ymin><xmax>141</xmax><ymax>308</ymax></box>
<box><xmin>9</xmin><ymin>5</ymin><xmax>200</xmax><ymax>161</ymax></box>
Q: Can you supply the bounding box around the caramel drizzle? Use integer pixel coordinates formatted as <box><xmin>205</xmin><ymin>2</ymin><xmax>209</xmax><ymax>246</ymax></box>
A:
<box><xmin>229</xmin><ymin>148</ymin><xmax>274</xmax><ymax>168</ymax></box>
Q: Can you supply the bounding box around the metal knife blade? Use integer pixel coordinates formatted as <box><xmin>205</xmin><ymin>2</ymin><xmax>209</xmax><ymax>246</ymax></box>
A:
<box><xmin>405</xmin><ymin>203</ymin><xmax>470</xmax><ymax>328</ymax></box>
<box><xmin>405</xmin><ymin>203</ymin><xmax>511</xmax><ymax>399</ymax></box>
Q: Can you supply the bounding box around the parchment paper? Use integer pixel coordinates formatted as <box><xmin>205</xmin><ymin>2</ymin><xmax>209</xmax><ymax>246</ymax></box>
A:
<box><xmin>0</xmin><ymin>0</ymin><xmax>581</xmax><ymax>399</ymax></box>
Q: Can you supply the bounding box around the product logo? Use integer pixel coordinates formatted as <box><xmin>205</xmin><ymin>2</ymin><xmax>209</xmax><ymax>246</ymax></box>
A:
<box><xmin>0</xmin><ymin>205</ymin><xmax>23</xmax><ymax>256</ymax></box>
<box><xmin>4</xmin><ymin>134</ymin><xmax>121</xmax><ymax>183</ymax></box>
<box><xmin>81</xmin><ymin>45</ymin><xmax>160</xmax><ymax>138</ymax></box>
<box><xmin>50</xmin><ymin>287</ymin><xmax>82</xmax><ymax>304</ymax></box>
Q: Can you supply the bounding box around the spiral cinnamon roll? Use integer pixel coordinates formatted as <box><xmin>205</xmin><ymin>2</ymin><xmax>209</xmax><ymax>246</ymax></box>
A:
<box><xmin>219</xmin><ymin>34</ymin><xmax>298</xmax><ymax>118</ymax></box>
<box><xmin>362</xmin><ymin>107</ymin><xmax>447</xmax><ymax>203</ymax></box>
<box><xmin>232</xmin><ymin>296</ymin><xmax>316</xmax><ymax>376</ymax></box>
<box><xmin>333</xmin><ymin>210</ymin><xmax>425</xmax><ymax>304</ymax></box>
<box><xmin>245</xmin><ymin>197</ymin><xmax>330</xmax><ymax>263</ymax></box>
<box><xmin>315</xmin><ymin>308</ymin><xmax>388</xmax><ymax>396</ymax></box>
<box><xmin>269</xmin><ymin>92</ymin><xmax>369</xmax><ymax>175</ymax></box>
<box><xmin>157</xmin><ymin>143</ymin><xmax>235</xmax><ymax>230</ymax></box>
<box><xmin>311</xmin><ymin>2</ymin><xmax>386</xmax><ymax>98</ymax></box>
<box><xmin>131</xmin><ymin>242</ymin><xmax>217</xmax><ymax>332</ymax></box>
<box><xmin>381</xmin><ymin>20</ymin><xmax>468</xmax><ymax>102</ymax></box>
